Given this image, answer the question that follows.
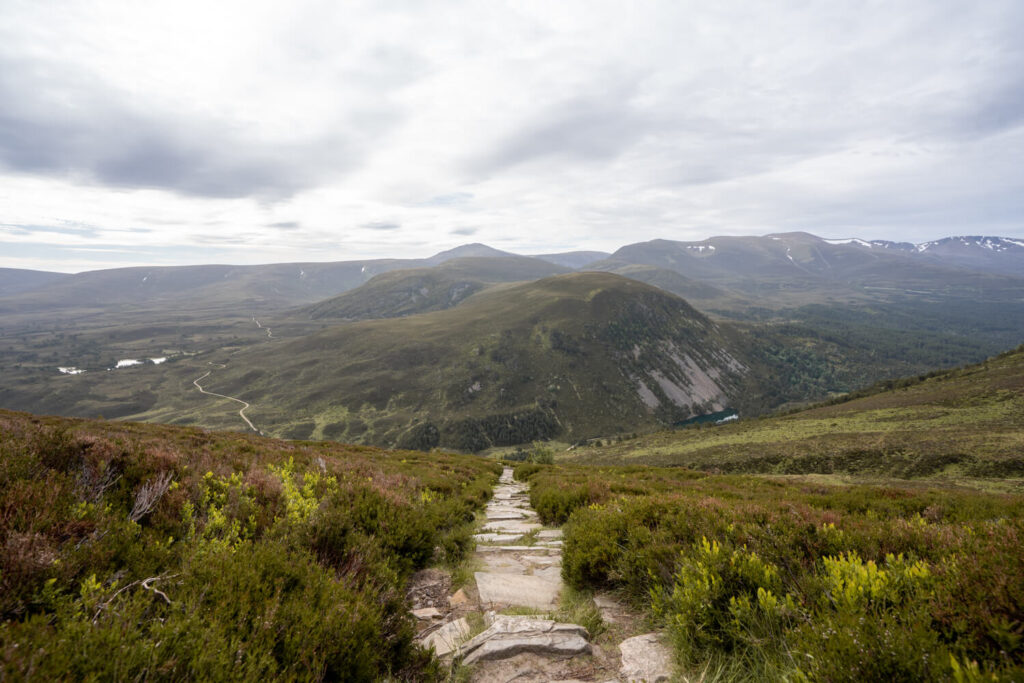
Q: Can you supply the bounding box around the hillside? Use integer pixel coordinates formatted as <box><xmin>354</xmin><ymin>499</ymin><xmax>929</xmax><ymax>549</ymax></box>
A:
<box><xmin>0</xmin><ymin>267</ymin><xmax>68</xmax><ymax>296</ymax></box>
<box><xmin>299</xmin><ymin>256</ymin><xmax>571</xmax><ymax>321</ymax></box>
<box><xmin>119</xmin><ymin>272</ymin><xmax>768</xmax><ymax>450</ymax></box>
<box><xmin>565</xmin><ymin>344</ymin><xmax>1024</xmax><ymax>481</ymax></box>
<box><xmin>0</xmin><ymin>244</ymin><xmax>533</xmax><ymax>321</ymax></box>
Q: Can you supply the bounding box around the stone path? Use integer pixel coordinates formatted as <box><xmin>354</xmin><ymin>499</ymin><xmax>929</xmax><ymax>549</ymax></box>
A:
<box><xmin>412</xmin><ymin>467</ymin><xmax>675</xmax><ymax>682</ymax></box>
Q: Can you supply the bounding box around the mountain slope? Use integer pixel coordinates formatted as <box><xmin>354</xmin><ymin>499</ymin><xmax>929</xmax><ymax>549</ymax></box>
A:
<box><xmin>0</xmin><ymin>244</ymin><xmax>523</xmax><ymax>318</ymax></box>
<box><xmin>532</xmin><ymin>251</ymin><xmax>610</xmax><ymax>268</ymax></box>
<box><xmin>0</xmin><ymin>267</ymin><xmax>68</xmax><ymax>296</ymax></box>
<box><xmin>299</xmin><ymin>256</ymin><xmax>570</xmax><ymax>321</ymax></box>
<box><xmin>595</xmin><ymin>232</ymin><xmax>1024</xmax><ymax>309</ymax></box>
<box><xmin>129</xmin><ymin>273</ymin><xmax>767</xmax><ymax>450</ymax></box>
<box><xmin>566</xmin><ymin>344</ymin><xmax>1024</xmax><ymax>479</ymax></box>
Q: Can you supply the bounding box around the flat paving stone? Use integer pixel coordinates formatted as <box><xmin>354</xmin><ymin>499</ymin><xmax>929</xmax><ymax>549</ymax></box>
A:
<box><xmin>483</xmin><ymin>521</ymin><xmax>542</xmax><ymax>534</ymax></box>
<box><xmin>460</xmin><ymin>615</ymin><xmax>590</xmax><ymax>665</ymax></box>
<box><xmin>475</xmin><ymin>572</ymin><xmax>561</xmax><ymax>610</ymax></box>
<box><xmin>474</xmin><ymin>533</ymin><xmax>522</xmax><ymax>544</ymax></box>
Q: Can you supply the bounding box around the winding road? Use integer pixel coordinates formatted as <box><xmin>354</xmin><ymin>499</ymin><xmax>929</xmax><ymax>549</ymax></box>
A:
<box><xmin>192</xmin><ymin>366</ymin><xmax>261</xmax><ymax>434</ymax></box>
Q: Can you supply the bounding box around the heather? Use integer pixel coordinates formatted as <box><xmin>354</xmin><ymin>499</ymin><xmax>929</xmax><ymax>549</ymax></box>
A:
<box><xmin>0</xmin><ymin>410</ymin><xmax>500</xmax><ymax>680</ymax></box>
<box><xmin>516</xmin><ymin>463</ymin><xmax>1024</xmax><ymax>680</ymax></box>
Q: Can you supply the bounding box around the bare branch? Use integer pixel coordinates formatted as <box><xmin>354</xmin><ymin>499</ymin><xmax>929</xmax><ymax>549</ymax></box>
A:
<box><xmin>92</xmin><ymin>573</ymin><xmax>180</xmax><ymax>624</ymax></box>
<box><xmin>129</xmin><ymin>471</ymin><xmax>173</xmax><ymax>523</ymax></box>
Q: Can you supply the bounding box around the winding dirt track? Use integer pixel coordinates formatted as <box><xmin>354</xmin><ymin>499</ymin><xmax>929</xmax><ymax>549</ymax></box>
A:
<box><xmin>192</xmin><ymin>368</ymin><xmax>260</xmax><ymax>434</ymax></box>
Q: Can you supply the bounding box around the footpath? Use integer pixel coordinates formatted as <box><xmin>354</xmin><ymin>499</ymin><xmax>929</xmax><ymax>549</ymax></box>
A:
<box><xmin>408</xmin><ymin>467</ymin><xmax>674</xmax><ymax>682</ymax></box>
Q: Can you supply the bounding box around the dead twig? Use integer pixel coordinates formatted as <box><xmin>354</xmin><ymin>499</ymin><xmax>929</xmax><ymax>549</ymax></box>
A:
<box><xmin>129</xmin><ymin>471</ymin><xmax>174</xmax><ymax>523</ymax></box>
<box><xmin>92</xmin><ymin>573</ymin><xmax>180</xmax><ymax>624</ymax></box>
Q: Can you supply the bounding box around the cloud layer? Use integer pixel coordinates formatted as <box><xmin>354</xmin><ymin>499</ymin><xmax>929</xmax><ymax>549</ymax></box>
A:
<box><xmin>1</xmin><ymin>0</ymin><xmax>1022</xmax><ymax>271</ymax></box>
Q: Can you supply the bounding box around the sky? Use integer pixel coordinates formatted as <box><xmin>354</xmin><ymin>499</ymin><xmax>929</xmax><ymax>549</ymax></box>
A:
<box><xmin>1</xmin><ymin>1</ymin><xmax>1023</xmax><ymax>273</ymax></box>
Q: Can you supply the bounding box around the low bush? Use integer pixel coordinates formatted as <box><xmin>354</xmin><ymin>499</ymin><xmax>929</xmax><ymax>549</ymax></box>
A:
<box><xmin>0</xmin><ymin>410</ymin><xmax>500</xmax><ymax>680</ymax></box>
<box><xmin>528</xmin><ymin>462</ymin><xmax>1024</xmax><ymax>680</ymax></box>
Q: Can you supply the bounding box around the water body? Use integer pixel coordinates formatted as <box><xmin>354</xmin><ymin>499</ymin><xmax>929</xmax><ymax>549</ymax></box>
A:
<box><xmin>675</xmin><ymin>409</ymin><xmax>738</xmax><ymax>428</ymax></box>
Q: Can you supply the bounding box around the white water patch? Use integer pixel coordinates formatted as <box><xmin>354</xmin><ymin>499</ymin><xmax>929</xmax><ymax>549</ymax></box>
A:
<box><xmin>150</xmin><ymin>357</ymin><xmax>167</xmax><ymax>365</ymax></box>
<box><xmin>716</xmin><ymin>413</ymin><xmax>739</xmax><ymax>424</ymax></box>
<box><xmin>115</xmin><ymin>359</ymin><xmax>143</xmax><ymax>368</ymax></box>
<box><xmin>58</xmin><ymin>366</ymin><xmax>85</xmax><ymax>375</ymax></box>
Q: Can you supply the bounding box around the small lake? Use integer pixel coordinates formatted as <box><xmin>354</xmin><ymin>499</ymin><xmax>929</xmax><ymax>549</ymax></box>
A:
<box><xmin>675</xmin><ymin>409</ymin><xmax>738</xmax><ymax>428</ymax></box>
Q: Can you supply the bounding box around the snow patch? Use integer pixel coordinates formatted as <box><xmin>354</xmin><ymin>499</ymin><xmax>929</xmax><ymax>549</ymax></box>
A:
<box><xmin>716</xmin><ymin>413</ymin><xmax>739</xmax><ymax>424</ymax></box>
<box><xmin>150</xmin><ymin>357</ymin><xmax>167</xmax><ymax>365</ymax></box>
<box><xmin>115</xmin><ymin>359</ymin><xmax>143</xmax><ymax>368</ymax></box>
<box><xmin>823</xmin><ymin>238</ymin><xmax>871</xmax><ymax>247</ymax></box>
<box><xmin>686</xmin><ymin>245</ymin><xmax>716</xmax><ymax>253</ymax></box>
<box><xmin>58</xmin><ymin>366</ymin><xmax>85</xmax><ymax>375</ymax></box>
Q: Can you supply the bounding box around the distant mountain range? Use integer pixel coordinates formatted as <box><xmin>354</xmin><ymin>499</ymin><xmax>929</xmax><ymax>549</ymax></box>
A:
<box><xmin>2</xmin><ymin>233</ymin><xmax>1021</xmax><ymax>317</ymax></box>
<box><xmin>0</xmin><ymin>231</ymin><xmax>1021</xmax><ymax>451</ymax></box>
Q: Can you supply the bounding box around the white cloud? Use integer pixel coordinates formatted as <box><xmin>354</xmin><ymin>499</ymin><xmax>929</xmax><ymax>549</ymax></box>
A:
<box><xmin>0</xmin><ymin>0</ymin><xmax>1022</xmax><ymax>271</ymax></box>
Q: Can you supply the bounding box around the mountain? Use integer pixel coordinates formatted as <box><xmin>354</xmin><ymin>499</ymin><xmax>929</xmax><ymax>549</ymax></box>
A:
<box><xmin>299</xmin><ymin>256</ymin><xmax>570</xmax><ymax>321</ymax></box>
<box><xmin>532</xmin><ymin>251</ymin><xmax>611</xmax><ymax>269</ymax></box>
<box><xmin>0</xmin><ymin>244</ymin><xmax>523</xmax><ymax>318</ymax></box>
<box><xmin>108</xmin><ymin>272</ymin><xmax>768</xmax><ymax>450</ymax></box>
<box><xmin>567</xmin><ymin>344</ymin><xmax>1024</xmax><ymax>479</ymax></box>
<box><xmin>915</xmin><ymin>236</ymin><xmax>1024</xmax><ymax>275</ymax></box>
<box><xmin>422</xmin><ymin>243</ymin><xmax>517</xmax><ymax>264</ymax></box>
<box><xmin>0</xmin><ymin>267</ymin><xmax>68</xmax><ymax>296</ymax></box>
<box><xmin>589</xmin><ymin>231</ymin><xmax>1024</xmax><ymax>311</ymax></box>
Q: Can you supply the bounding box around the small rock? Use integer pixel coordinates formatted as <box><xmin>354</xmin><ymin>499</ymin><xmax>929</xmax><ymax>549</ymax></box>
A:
<box><xmin>420</xmin><ymin>617</ymin><xmax>471</xmax><ymax>657</ymax></box>
<box><xmin>448</xmin><ymin>588</ymin><xmax>472</xmax><ymax>607</ymax></box>
<box><xmin>412</xmin><ymin>607</ymin><xmax>442</xmax><ymax>620</ymax></box>
<box><xmin>619</xmin><ymin>633</ymin><xmax>673</xmax><ymax>683</ymax></box>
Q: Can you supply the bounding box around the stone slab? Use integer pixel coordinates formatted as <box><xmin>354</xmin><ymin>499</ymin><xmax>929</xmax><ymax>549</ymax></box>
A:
<box><xmin>483</xmin><ymin>521</ymin><xmax>542</xmax><ymax>534</ymax></box>
<box><xmin>475</xmin><ymin>572</ymin><xmax>561</xmax><ymax>610</ymax></box>
<box><xmin>461</xmin><ymin>615</ymin><xmax>590</xmax><ymax>665</ymax></box>
<box><xmin>474</xmin><ymin>533</ymin><xmax>522</xmax><ymax>544</ymax></box>
<box><xmin>412</xmin><ymin>607</ymin><xmax>442</xmax><ymax>620</ymax></box>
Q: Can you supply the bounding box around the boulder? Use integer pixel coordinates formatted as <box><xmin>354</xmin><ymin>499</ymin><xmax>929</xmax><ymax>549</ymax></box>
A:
<box><xmin>619</xmin><ymin>633</ymin><xmax>673</xmax><ymax>683</ymax></box>
<box><xmin>420</xmin><ymin>617</ymin><xmax>471</xmax><ymax>657</ymax></box>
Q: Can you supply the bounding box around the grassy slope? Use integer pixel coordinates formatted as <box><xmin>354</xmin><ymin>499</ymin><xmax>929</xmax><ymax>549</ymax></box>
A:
<box><xmin>566</xmin><ymin>345</ymin><xmax>1024</xmax><ymax>482</ymax></box>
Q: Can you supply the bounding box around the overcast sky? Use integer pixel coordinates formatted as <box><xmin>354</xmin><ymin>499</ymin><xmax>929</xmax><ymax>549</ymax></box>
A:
<box><xmin>1</xmin><ymin>1</ymin><xmax>1023</xmax><ymax>272</ymax></box>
